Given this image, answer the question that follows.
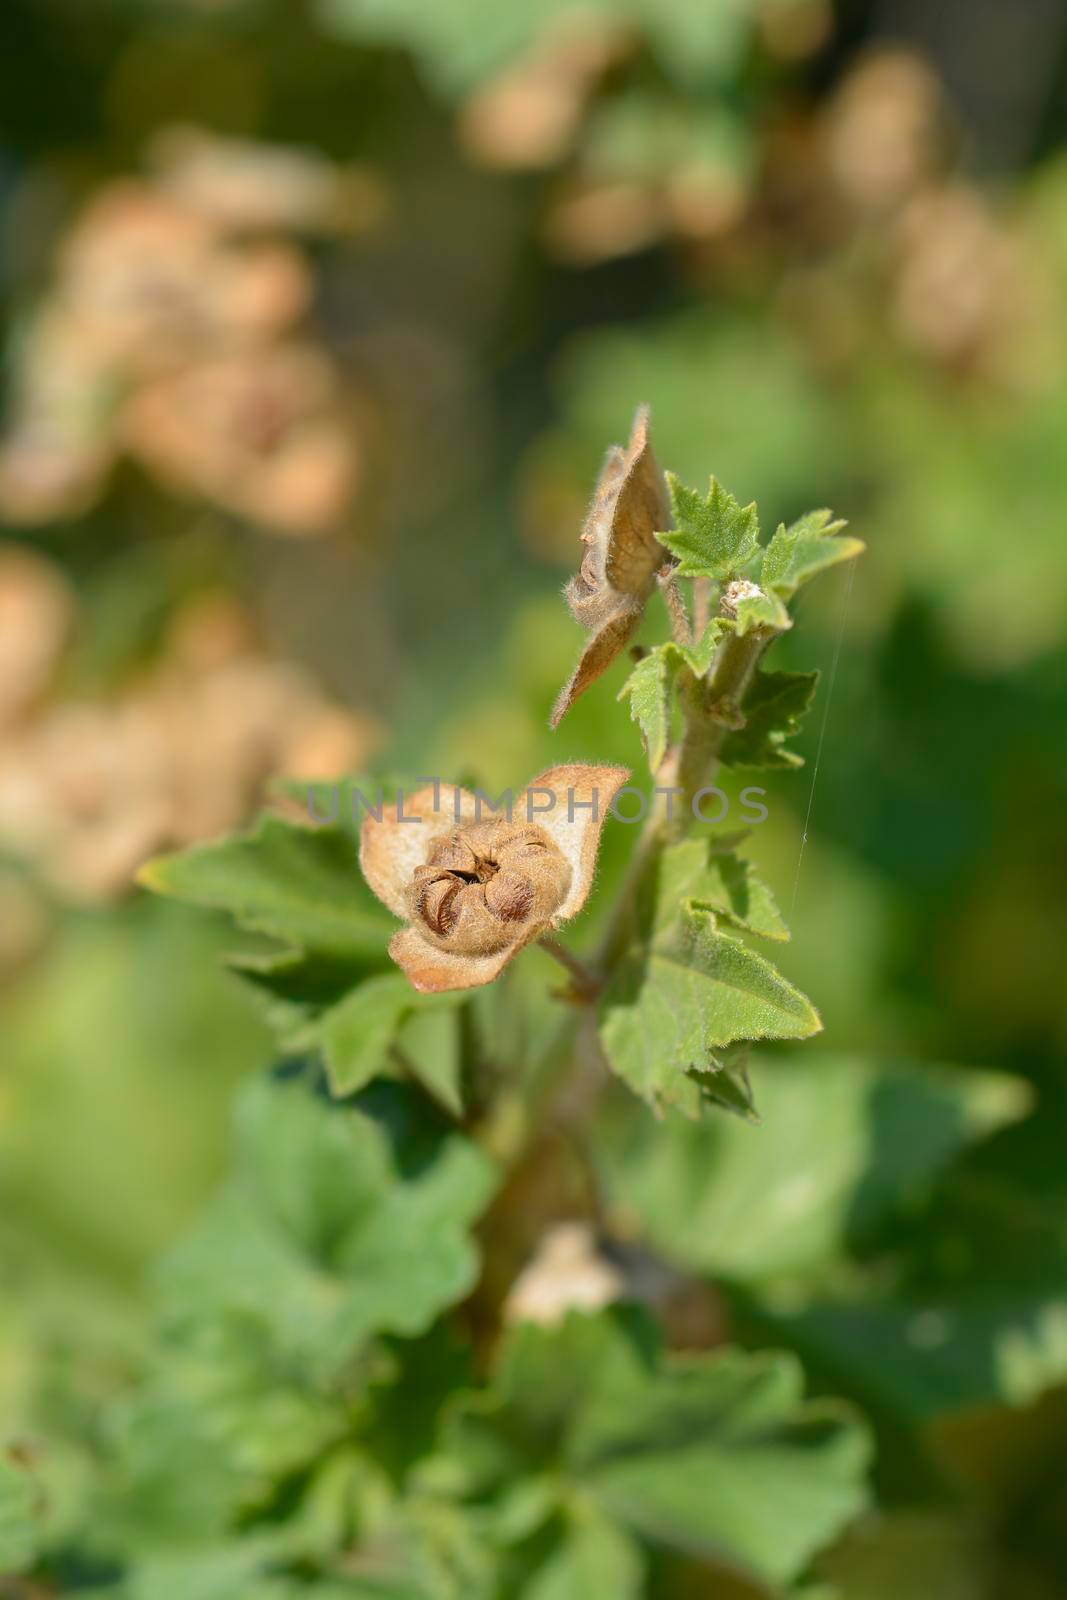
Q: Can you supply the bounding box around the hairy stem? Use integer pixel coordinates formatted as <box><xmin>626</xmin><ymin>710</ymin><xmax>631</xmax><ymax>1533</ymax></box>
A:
<box><xmin>675</xmin><ymin>615</ymin><xmax>780</xmax><ymax>824</ymax></box>
<box><xmin>538</xmin><ymin>935</ymin><xmax>601</xmax><ymax>1000</ymax></box>
<box><xmin>658</xmin><ymin>567</ymin><xmax>691</xmax><ymax>646</ymax></box>
<box><xmin>693</xmin><ymin>575</ymin><xmax>711</xmax><ymax>639</ymax></box>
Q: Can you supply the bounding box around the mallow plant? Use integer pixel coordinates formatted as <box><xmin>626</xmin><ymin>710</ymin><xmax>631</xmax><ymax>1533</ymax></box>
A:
<box><xmin>6</xmin><ymin>409</ymin><xmax>892</xmax><ymax>1597</ymax></box>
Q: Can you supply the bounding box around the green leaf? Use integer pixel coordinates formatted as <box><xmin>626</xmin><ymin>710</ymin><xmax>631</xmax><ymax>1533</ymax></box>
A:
<box><xmin>659</xmin><ymin>473</ymin><xmax>760</xmax><ymax>579</ymax></box>
<box><xmin>599</xmin><ymin>908</ymin><xmax>820</xmax><ymax>1116</ymax></box>
<box><xmin>0</xmin><ymin>1456</ymin><xmax>40</xmax><ymax>1575</ymax></box>
<box><xmin>648</xmin><ymin>836</ymin><xmax>790</xmax><ymax>942</ymax></box>
<box><xmin>698</xmin><ymin>1051</ymin><xmax>760</xmax><ymax>1122</ymax></box>
<box><xmin>617</xmin><ymin>622</ymin><xmax>739</xmax><ymax>769</ymax></box>
<box><xmin>523</xmin><ymin>1505</ymin><xmax>645</xmax><ymax>1600</ymax></box>
<box><xmin>617</xmin><ymin>649</ymin><xmax>674</xmax><ymax>771</ymax></box>
<box><xmin>139</xmin><ymin>814</ymin><xmax>393</xmax><ymax>967</ymax></box>
<box><xmin>157</xmin><ymin>1077</ymin><xmax>496</xmax><ymax>1381</ymax></box>
<box><xmin>445</xmin><ymin>1309</ymin><xmax>871</xmax><ymax>1589</ymax></box>
<box><xmin>719</xmin><ymin>669</ymin><xmax>818</xmax><ymax>770</ymax></box>
<box><xmin>594</xmin><ymin>1055</ymin><xmax>1032</xmax><ymax>1283</ymax></box>
<box><xmin>396</xmin><ymin>1002</ymin><xmax>465</xmax><ymax>1117</ymax></box>
<box><xmin>762</xmin><ymin>510</ymin><xmax>864</xmax><ymax>600</ymax></box>
<box><xmin>316</xmin><ymin>976</ymin><xmax>465</xmax><ymax>1102</ymax></box>
<box><xmin>316</xmin><ymin>975</ymin><xmax>421</xmax><ymax>1097</ymax></box>
<box><xmin>676</xmin><ymin>615</ymin><xmax>731</xmax><ymax>676</ymax></box>
<box><xmin>317</xmin><ymin>0</ymin><xmax>760</xmax><ymax>96</ymax></box>
<box><xmin>732</xmin><ymin>588</ymin><xmax>791</xmax><ymax>636</ymax></box>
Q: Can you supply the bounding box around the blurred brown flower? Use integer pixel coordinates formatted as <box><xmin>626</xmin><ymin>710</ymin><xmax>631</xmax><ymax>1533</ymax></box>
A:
<box><xmin>822</xmin><ymin>48</ymin><xmax>947</xmax><ymax>219</ymax></box>
<box><xmin>360</xmin><ymin>764</ymin><xmax>628</xmax><ymax>992</ymax></box>
<box><xmin>146</xmin><ymin>125</ymin><xmax>388</xmax><ymax>235</ymax></box>
<box><xmin>0</xmin><ymin>578</ymin><xmax>375</xmax><ymax>901</ymax></box>
<box><xmin>505</xmin><ymin>1222</ymin><xmax>625</xmax><ymax>1325</ymax></box>
<box><xmin>459</xmin><ymin>17</ymin><xmax>628</xmax><ymax>171</ymax></box>
<box><xmin>58</xmin><ymin>183</ymin><xmax>311</xmax><ymax>373</ymax></box>
<box><xmin>122</xmin><ymin>345</ymin><xmax>357</xmax><ymax>535</ymax></box>
<box><xmin>0</xmin><ymin>137</ymin><xmax>368</xmax><ymax>535</ymax></box>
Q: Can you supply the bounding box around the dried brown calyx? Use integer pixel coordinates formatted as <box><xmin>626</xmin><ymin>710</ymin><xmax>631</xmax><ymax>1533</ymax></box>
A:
<box><xmin>360</xmin><ymin>764</ymin><xmax>628</xmax><ymax>992</ymax></box>
<box><xmin>551</xmin><ymin>405</ymin><xmax>670</xmax><ymax>727</ymax></box>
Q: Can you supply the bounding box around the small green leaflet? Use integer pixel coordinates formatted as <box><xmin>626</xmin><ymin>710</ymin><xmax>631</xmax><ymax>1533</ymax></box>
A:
<box><xmin>315</xmin><ymin>973</ymin><xmax>463</xmax><ymax>1100</ymax></box>
<box><xmin>0</xmin><ymin>1456</ymin><xmax>40</xmax><ymax>1575</ymax></box>
<box><xmin>599</xmin><ymin>906</ymin><xmax>820</xmax><ymax>1117</ymax></box>
<box><xmin>318</xmin><ymin>0</ymin><xmax>762</xmax><ymax>96</ymax></box>
<box><xmin>157</xmin><ymin>1077</ymin><xmax>496</xmax><ymax>1382</ymax></box>
<box><xmin>698</xmin><ymin>1051</ymin><xmax>759</xmax><ymax>1122</ymax></box>
<box><xmin>719</xmin><ymin>668</ymin><xmax>818</xmax><ymax>770</ymax></box>
<box><xmin>648</xmin><ymin>836</ymin><xmax>789</xmax><ymax>942</ymax></box>
<box><xmin>617</xmin><ymin>649</ymin><xmax>674</xmax><ymax>771</ymax></box>
<box><xmin>658</xmin><ymin>473</ymin><xmax>760</xmax><ymax>579</ymax></box>
<box><xmin>680</xmin><ymin>615</ymin><xmax>731</xmax><ymax>675</ymax></box>
<box><xmin>445</xmin><ymin>1308</ymin><xmax>870</xmax><ymax>1590</ymax></box>
<box><xmin>617</xmin><ymin>620</ymin><xmax>732</xmax><ymax>768</ymax></box>
<box><xmin>762</xmin><ymin>509</ymin><xmax>864</xmax><ymax>600</ymax></box>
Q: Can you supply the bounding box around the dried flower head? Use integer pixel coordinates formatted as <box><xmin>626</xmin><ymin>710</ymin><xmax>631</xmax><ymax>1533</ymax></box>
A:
<box><xmin>360</xmin><ymin>763</ymin><xmax>628</xmax><ymax>992</ymax></box>
<box><xmin>551</xmin><ymin>406</ymin><xmax>669</xmax><ymax>727</ymax></box>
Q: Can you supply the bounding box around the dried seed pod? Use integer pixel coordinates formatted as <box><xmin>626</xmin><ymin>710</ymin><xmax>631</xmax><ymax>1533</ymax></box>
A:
<box><xmin>360</xmin><ymin>763</ymin><xmax>628</xmax><ymax>992</ymax></box>
<box><xmin>551</xmin><ymin>406</ymin><xmax>669</xmax><ymax>727</ymax></box>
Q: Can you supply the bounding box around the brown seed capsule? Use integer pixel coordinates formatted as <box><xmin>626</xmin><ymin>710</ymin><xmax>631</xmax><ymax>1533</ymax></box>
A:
<box><xmin>360</xmin><ymin>764</ymin><xmax>629</xmax><ymax>993</ymax></box>
<box><xmin>552</xmin><ymin>406</ymin><xmax>670</xmax><ymax>727</ymax></box>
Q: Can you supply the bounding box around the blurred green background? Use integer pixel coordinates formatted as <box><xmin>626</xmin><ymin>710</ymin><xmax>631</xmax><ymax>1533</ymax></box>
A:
<box><xmin>3</xmin><ymin>0</ymin><xmax>1067</xmax><ymax>1594</ymax></box>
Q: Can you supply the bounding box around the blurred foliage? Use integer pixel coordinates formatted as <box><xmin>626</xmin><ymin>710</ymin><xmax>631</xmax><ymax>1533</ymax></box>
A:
<box><xmin>3</xmin><ymin>0</ymin><xmax>1067</xmax><ymax>1596</ymax></box>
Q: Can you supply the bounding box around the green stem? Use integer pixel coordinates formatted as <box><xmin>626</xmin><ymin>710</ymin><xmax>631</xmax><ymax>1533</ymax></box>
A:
<box><xmin>538</xmin><ymin>935</ymin><xmax>600</xmax><ymax>999</ymax></box>
<box><xmin>674</xmin><ymin>616</ymin><xmax>780</xmax><ymax>825</ymax></box>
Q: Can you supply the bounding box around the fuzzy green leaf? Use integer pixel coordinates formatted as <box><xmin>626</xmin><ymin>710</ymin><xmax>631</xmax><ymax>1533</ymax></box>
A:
<box><xmin>396</xmin><ymin>1002</ymin><xmax>465</xmax><ymax>1117</ymax></box>
<box><xmin>648</xmin><ymin>836</ymin><xmax>790</xmax><ymax>942</ymax></box>
<box><xmin>658</xmin><ymin>473</ymin><xmax>760</xmax><ymax>579</ymax></box>
<box><xmin>139</xmin><ymin>814</ymin><xmax>393</xmax><ymax>966</ymax></box>
<box><xmin>599</xmin><ymin>907</ymin><xmax>820</xmax><ymax>1116</ymax></box>
<box><xmin>595</xmin><ymin>1055</ymin><xmax>1031</xmax><ymax>1283</ymax></box>
<box><xmin>617</xmin><ymin>648</ymin><xmax>674</xmax><ymax>770</ymax></box>
<box><xmin>157</xmin><ymin>1077</ymin><xmax>496</xmax><ymax>1382</ymax></box>
<box><xmin>618</xmin><ymin>622</ymin><xmax>737</xmax><ymax>769</ymax></box>
<box><xmin>0</xmin><ymin>1457</ymin><xmax>40</xmax><ymax>1575</ymax></box>
<box><xmin>677</xmin><ymin>615</ymin><xmax>731</xmax><ymax>676</ymax></box>
<box><xmin>316</xmin><ymin>974</ymin><xmax>462</xmax><ymax>1099</ymax></box>
<box><xmin>445</xmin><ymin>1309</ymin><xmax>870</xmax><ymax>1589</ymax></box>
<box><xmin>762</xmin><ymin>510</ymin><xmax>864</xmax><ymax>600</ymax></box>
<box><xmin>719</xmin><ymin>668</ymin><xmax>819</xmax><ymax>770</ymax></box>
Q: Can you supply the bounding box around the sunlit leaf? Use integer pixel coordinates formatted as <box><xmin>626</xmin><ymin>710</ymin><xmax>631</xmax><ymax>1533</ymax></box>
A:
<box><xmin>658</xmin><ymin>473</ymin><xmax>760</xmax><ymax>580</ymax></box>
<box><xmin>762</xmin><ymin>510</ymin><xmax>864</xmax><ymax>600</ymax></box>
